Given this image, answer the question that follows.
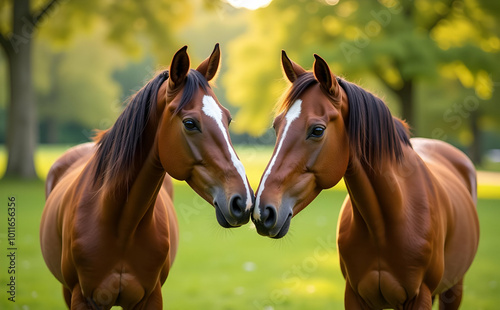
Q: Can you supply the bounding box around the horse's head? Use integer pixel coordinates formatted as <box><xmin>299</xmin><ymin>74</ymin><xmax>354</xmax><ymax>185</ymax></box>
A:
<box><xmin>252</xmin><ymin>51</ymin><xmax>350</xmax><ymax>238</ymax></box>
<box><xmin>157</xmin><ymin>44</ymin><xmax>253</xmax><ymax>227</ymax></box>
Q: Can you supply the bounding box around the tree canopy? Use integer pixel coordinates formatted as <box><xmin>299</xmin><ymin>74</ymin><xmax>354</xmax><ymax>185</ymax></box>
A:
<box><xmin>1</xmin><ymin>0</ymin><xmax>499</xmax><ymax>178</ymax></box>
<box><xmin>223</xmin><ymin>0</ymin><xmax>499</xmax><ymax>142</ymax></box>
<box><xmin>0</xmin><ymin>0</ymin><xmax>199</xmax><ymax>178</ymax></box>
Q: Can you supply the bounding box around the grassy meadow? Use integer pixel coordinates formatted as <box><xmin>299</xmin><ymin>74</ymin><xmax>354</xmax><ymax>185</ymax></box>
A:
<box><xmin>0</xmin><ymin>145</ymin><xmax>499</xmax><ymax>309</ymax></box>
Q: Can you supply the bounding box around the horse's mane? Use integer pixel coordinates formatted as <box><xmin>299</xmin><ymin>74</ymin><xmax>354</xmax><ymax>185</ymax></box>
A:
<box><xmin>93</xmin><ymin>69</ymin><xmax>210</xmax><ymax>187</ymax></box>
<box><xmin>278</xmin><ymin>72</ymin><xmax>411</xmax><ymax>169</ymax></box>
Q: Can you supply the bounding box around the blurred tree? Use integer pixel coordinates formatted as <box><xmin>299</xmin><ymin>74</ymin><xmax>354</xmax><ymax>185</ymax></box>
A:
<box><xmin>35</xmin><ymin>34</ymin><xmax>125</xmax><ymax>144</ymax></box>
<box><xmin>0</xmin><ymin>0</ymin><xmax>49</xmax><ymax>178</ymax></box>
<box><xmin>223</xmin><ymin>3</ymin><xmax>295</xmax><ymax>135</ymax></box>
<box><xmin>0</xmin><ymin>56</ymin><xmax>6</xmax><ymax>144</ymax></box>
<box><xmin>224</xmin><ymin>0</ymin><xmax>499</xmax><ymax>158</ymax></box>
<box><xmin>0</xmin><ymin>0</ymin><xmax>194</xmax><ymax>179</ymax></box>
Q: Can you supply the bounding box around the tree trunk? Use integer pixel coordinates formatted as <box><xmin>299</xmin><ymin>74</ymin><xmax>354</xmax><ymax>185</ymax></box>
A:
<box><xmin>395</xmin><ymin>79</ymin><xmax>415</xmax><ymax>134</ymax></box>
<box><xmin>5</xmin><ymin>0</ymin><xmax>38</xmax><ymax>179</ymax></box>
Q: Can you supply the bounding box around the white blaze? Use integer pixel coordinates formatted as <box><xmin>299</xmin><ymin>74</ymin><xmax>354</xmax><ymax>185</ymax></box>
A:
<box><xmin>253</xmin><ymin>99</ymin><xmax>302</xmax><ymax>220</ymax></box>
<box><xmin>202</xmin><ymin>95</ymin><xmax>252</xmax><ymax>210</ymax></box>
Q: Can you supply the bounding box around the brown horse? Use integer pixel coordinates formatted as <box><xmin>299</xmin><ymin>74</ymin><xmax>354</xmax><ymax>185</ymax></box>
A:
<box><xmin>40</xmin><ymin>44</ymin><xmax>253</xmax><ymax>309</ymax></box>
<box><xmin>252</xmin><ymin>51</ymin><xmax>479</xmax><ymax>309</ymax></box>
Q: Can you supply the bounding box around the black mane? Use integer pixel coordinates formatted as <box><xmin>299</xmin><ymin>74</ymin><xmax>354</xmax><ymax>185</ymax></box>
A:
<box><xmin>338</xmin><ymin>78</ymin><xmax>411</xmax><ymax>167</ymax></box>
<box><xmin>93</xmin><ymin>69</ymin><xmax>210</xmax><ymax>186</ymax></box>
<box><xmin>279</xmin><ymin>72</ymin><xmax>411</xmax><ymax>168</ymax></box>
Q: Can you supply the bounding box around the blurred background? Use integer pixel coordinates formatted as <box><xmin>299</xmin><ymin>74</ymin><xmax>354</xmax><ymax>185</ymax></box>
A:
<box><xmin>0</xmin><ymin>0</ymin><xmax>499</xmax><ymax>179</ymax></box>
<box><xmin>0</xmin><ymin>0</ymin><xmax>499</xmax><ymax>309</ymax></box>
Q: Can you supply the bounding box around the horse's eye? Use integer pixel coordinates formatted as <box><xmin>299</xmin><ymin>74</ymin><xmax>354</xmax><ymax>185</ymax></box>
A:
<box><xmin>309</xmin><ymin>126</ymin><xmax>325</xmax><ymax>138</ymax></box>
<box><xmin>183</xmin><ymin>119</ymin><xmax>199</xmax><ymax>131</ymax></box>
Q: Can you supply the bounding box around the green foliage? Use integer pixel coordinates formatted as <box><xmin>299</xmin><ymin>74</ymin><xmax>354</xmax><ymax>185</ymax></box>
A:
<box><xmin>223</xmin><ymin>0</ymin><xmax>500</xmax><ymax>138</ymax></box>
<box><xmin>33</xmin><ymin>0</ymin><xmax>194</xmax><ymax>62</ymax></box>
<box><xmin>0</xmin><ymin>0</ymin><xmax>202</xmax><ymax>144</ymax></box>
<box><xmin>1</xmin><ymin>0</ymin><xmax>499</xmax><ymax>150</ymax></box>
<box><xmin>223</xmin><ymin>25</ymin><xmax>285</xmax><ymax>135</ymax></box>
<box><xmin>0</xmin><ymin>0</ymin><xmax>12</xmax><ymax>35</ymax></box>
<box><xmin>35</xmin><ymin>33</ymin><xmax>126</xmax><ymax>142</ymax></box>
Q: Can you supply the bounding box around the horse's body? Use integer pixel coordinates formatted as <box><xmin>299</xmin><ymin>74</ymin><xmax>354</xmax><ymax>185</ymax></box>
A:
<box><xmin>252</xmin><ymin>51</ymin><xmax>479</xmax><ymax>309</ymax></box>
<box><xmin>42</xmin><ymin>142</ymin><xmax>178</xmax><ymax>309</ymax></box>
<box><xmin>41</xmin><ymin>44</ymin><xmax>253</xmax><ymax>309</ymax></box>
<box><xmin>338</xmin><ymin>137</ymin><xmax>479</xmax><ymax>309</ymax></box>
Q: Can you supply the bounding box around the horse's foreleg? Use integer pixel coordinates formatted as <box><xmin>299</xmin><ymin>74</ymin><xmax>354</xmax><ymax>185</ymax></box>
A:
<box><xmin>70</xmin><ymin>284</ymin><xmax>96</xmax><ymax>310</ymax></box>
<box><xmin>405</xmin><ymin>284</ymin><xmax>433</xmax><ymax>310</ymax></box>
<box><xmin>344</xmin><ymin>280</ymin><xmax>370</xmax><ymax>310</ymax></box>
<box><xmin>439</xmin><ymin>278</ymin><xmax>463</xmax><ymax>310</ymax></box>
<box><xmin>141</xmin><ymin>283</ymin><xmax>163</xmax><ymax>310</ymax></box>
<box><xmin>63</xmin><ymin>286</ymin><xmax>72</xmax><ymax>308</ymax></box>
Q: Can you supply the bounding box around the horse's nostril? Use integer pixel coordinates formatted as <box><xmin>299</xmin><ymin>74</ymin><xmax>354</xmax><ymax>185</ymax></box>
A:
<box><xmin>263</xmin><ymin>205</ymin><xmax>277</xmax><ymax>229</ymax></box>
<box><xmin>229</xmin><ymin>194</ymin><xmax>244</xmax><ymax>218</ymax></box>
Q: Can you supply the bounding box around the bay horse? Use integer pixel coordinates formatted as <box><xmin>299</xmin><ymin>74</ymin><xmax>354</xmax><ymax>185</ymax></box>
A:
<box><xmin>252</xmin><ymin>51</ymin><xmax>479</xmax><ymax>309</ymax></box>
<box><xmin>40</xmin><ymin>44</ymin><xmax>253</xmax><ymax>309</ymax></box>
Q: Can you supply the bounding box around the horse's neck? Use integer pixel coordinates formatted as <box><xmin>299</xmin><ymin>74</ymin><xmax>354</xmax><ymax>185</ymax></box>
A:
<box><xmin>343</xmin><ymin>151</ymin><xmax>413</xmax><ymax>241</ymax></box>
<box><xmin>100</xmin><ymin>127</ymin><xmax>165</xmax><ymax>244</ymax></box>
<box><xmin>116</xmin><ymin>150</ymin><xmax>164</xmax><ymax>239</ymax></box>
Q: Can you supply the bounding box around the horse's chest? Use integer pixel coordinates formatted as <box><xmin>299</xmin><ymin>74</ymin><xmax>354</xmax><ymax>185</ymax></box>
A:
<box><xmin>339</xmin><ymin>238</ymin><xmax>428</xmax><ymax>308</ymax></box>
<box><xmin>68</xmin><ymin>229</ymin><xmax>169</xmax><ymax>307</ymax></box>
<box><xmin>72</xmin><ymin>226</ymin><xmax>168</xmax><ymax>271</ymax></box>
<box><xmin>355</xmin><ymin>269</ymin><xmax>423</xmax><ymax>309</ymax></box>
<box><xmin>338</xmin><ymin>222</ymin><xmax>433</xmax><ymax>306</ymax></box>
<box><xmin>69</xmin><ymin>221</ymin><xmax>169</xmax><ymax>289</ymax></box>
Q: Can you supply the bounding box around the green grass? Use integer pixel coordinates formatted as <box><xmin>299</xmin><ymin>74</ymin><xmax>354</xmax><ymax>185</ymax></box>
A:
<box><xmin>0</xmin><ymin>146</ymin><xmax>499</xmax><ymax>309</ymax></box>
<box><xmin>0</xmin><ymin>180</ymin><xmax>499</xmax><ymax>309</ymax></box>
<box><xmin>163</xmin><ymin>185</ymin><xmax>347</xmax><ymax>310</ymax></box>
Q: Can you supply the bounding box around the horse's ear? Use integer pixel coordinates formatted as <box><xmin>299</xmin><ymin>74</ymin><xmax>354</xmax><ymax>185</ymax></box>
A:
<box><xmin>313</xmin><ymin>54</ymin><xmax>340</xmax><ymax>97</ymax></box>
<box><xmin>196</xmin><ymin>43</ymin><xmax>220</xmax><ymax>82</ymax></box>
<box><xmin>169</xmin><ymin>46</ymin><xmax>190</xmax><ymax>88</ymax></box>
<box><xmin>281</xmin><ymin>50</ymin><xmax>306</xmax><ymax>83</ymax></box>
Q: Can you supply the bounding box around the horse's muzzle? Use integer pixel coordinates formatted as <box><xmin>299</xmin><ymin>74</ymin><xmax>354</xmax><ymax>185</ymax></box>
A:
<box><xmin>252</xmin><ymin>204</ymin><xmax>292</xmax><ymax>239</ymax></box>
<box><xmin>214</xmin><ymin>193</ymin><xmax>251</xmax><ymax>228</ymax></box>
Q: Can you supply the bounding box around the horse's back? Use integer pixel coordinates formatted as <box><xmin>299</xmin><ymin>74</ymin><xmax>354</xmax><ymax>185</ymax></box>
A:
<box><xmin>45</xmin><ymin>142</ymin><xmax>95</xmax><ymax>198</ymax></box>
<box><xmin>412</xmin><ymin>138</ymin><xmax>479</xmax><ymax>292</ymax></box>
